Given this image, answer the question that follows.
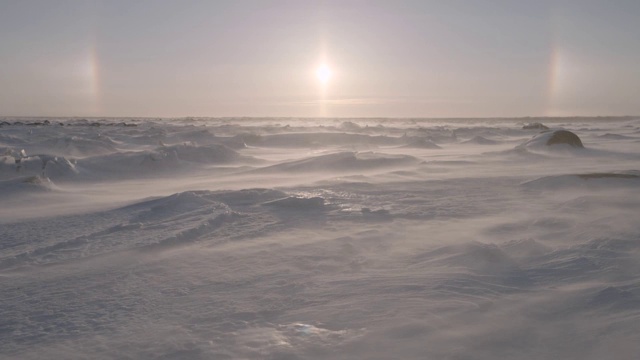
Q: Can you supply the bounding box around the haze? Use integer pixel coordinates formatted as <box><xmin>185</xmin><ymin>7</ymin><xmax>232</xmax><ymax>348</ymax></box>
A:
<box><xmin>1</xmin><ymin>0</ymin><xmax>639</xmax><ymax>118</ymax></box>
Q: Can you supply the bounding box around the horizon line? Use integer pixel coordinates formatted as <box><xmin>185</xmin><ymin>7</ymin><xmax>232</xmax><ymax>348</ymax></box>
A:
<box><xmin>1</xmin><ymin>115</ymin><xmax>638</xmax><ymax>120</ymax></box>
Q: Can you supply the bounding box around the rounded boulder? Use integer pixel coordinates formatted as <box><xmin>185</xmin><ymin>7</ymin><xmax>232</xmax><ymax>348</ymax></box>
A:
<box><xmin>545</xmin><ymin>130</ymin><xmax>584</xmax><ymax>148</ymax></box>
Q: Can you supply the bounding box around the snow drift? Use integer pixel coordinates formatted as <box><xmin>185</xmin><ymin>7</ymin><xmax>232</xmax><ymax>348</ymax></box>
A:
<box><xmin>1</xmin><ymin>117</ymin><xmax>639</xmax><ymax>360</ymax></box>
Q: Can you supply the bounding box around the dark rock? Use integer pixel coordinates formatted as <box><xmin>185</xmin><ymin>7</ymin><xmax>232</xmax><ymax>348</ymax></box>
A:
<box><xmin>523</xmin><ymin>122</ymin><xmax>549</xmax><ymax>130</ymax></box>
<box><xmin>546</xmin><ymin>130</ymin><xmax>584</xmax><ymax>148</ymax></box>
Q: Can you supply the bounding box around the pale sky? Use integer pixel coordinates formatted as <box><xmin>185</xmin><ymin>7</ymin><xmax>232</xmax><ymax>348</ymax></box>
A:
<box><xmin>1</xmin><ymin>0</ymin><xmax>639</xmax><ymax>118</ymax></box>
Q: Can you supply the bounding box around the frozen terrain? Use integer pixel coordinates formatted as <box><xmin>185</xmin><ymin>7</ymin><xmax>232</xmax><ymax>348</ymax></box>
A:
<box><xmin>1</xmin><ymin>117</ymin><xmax>639</xmax><ymax>359</ymax></box>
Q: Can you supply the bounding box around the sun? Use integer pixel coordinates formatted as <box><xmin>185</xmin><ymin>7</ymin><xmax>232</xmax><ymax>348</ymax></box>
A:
<box><xmin>316</xmin><ymin>64</ymin><xmax>332</xmax><ymax>84</ymax></box>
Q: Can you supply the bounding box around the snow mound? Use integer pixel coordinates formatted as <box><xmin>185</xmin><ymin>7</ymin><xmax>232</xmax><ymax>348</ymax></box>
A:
<box><xmin>590</xmin><ymin>286</ymin><xmax>637</xmax><ymax>309</ymax></box>
<box><xmin>500</xmin><ymin>238</ymin><xmax>553</xmax><ymax>259</ymax></box>
<box><xmin>462</xmin><ymin>136</ymin><xmax>498</xmax><ymax>145</ymax></box>
<box><xmin>0</xmin><ymin>175</ymin><xmax>58</xmax><ymax>195</ymax></box>
<box><xmin>598</xmin><ymin>133</ymin><xmax>636</xmax><ymax>140</ymax></box>
<box><xmin>126</xmin><ymin>191</ymin><xmax>231</xmax><ymax>223</ymax></box>
<box><xmin>414</xmin><ymin>242</ymin><xmax>522</xmax><ymax>275</ymax></box>
<box><xmin>0</xmin><ymin>191</ymin><xmax>239</xmax><ymax>268</ymax></box>
<box><xmin>528</xmin><ymin>237</ymin><xmax>640</xmax><ymax>284</ymax></box>
<box><xmin>522</xmin><ymin>171</ymin><xmax>640</xmax><ymax>190</ymax></box>
<box><xmin>1</xmin><ymin>154</ymin><xmax>78</xmax><ymax>180</ymax></box>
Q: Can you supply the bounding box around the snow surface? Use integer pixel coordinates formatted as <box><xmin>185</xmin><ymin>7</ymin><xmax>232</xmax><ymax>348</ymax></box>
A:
<box><xmin>1</xmin><ymin>117</ymin><xmax>640</xmax><ymax>359</ymax></box>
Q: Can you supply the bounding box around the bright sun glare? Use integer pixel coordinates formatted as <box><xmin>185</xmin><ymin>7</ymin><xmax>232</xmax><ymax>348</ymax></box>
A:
<box><xmin>316</xmin><ymin>64</ymin><xmax>332</xmax><ymax>84</ymax></box>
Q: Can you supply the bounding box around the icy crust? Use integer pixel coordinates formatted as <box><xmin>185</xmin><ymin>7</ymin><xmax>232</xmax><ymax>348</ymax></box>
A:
<box><xmin>261</xmin><ymin>196</ymin><xmax>325</xmax><ymax>209</ymax></box>
<box><xmin>226</xmin><ymin>323</ymin><xmax>366</xmax><ymax>358</ymax></box>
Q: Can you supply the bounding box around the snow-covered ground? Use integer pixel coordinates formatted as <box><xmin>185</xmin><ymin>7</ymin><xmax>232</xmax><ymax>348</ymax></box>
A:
<box><xmin>1</xmin><ymin>117</ymin><xmax>639</xmax><ymax>359</ymax></box>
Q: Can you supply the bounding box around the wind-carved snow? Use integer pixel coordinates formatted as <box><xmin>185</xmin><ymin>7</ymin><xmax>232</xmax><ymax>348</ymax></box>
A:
<box><xmin>1</xmin><ymin>117</ymin><xmax>639</xmax><ymax>359</ymax></box>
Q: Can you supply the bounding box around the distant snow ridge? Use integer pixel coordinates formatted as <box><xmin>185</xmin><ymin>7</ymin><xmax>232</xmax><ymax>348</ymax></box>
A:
<box><xmin>79</xmin><ymin>142</ymin><xmax>249</xmax><ymax>179</ymax></box>
<box><xmin>598</xmin><ymin>133</ymin><xmax>636</xmax><ymax>140</ymax></box>
<box><xmin>155</xmin><ymin>142</ymin><xmax>242</xmax><ymax>164</ymax></box>
<box><xmin>241</xmin><ymin>132</ymin><xmax>402</xmax><ymax>148</ymax></box>
<box><xmin>33</xmin><ymin>135</ymin><xmax>118</xmax><ymax>157</ymax></box>
<box><xmin>522</xmin><ymin>171</ymin><xmax>640</xmax><ymax>190</ymax></box>
<box><xmin>166</xmin><ymin>128</ymin><xmax>218</xmax><ymax>145</ymax></box>
<box><xmin>258</xmin><ymin>151</ymin><xmax>419</xmax><ymax>173</ymax></box>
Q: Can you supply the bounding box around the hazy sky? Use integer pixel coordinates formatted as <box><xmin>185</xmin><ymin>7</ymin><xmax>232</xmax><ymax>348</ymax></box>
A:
<box><xmin>1</xmin><ymin>0</ymin><xmax>639</xmax><ymax>118</ymax></box>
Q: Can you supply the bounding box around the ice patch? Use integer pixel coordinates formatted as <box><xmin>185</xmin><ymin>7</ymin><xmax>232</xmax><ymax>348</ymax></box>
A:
<box><xmin>262</xmin><ymin>196</ymin><xmax>325</xmax><ymax>209</ymax></box>
<box><xmin>230</xmin><ymin>323</ymin><xmax>365</xmax><ymax>358</ymax></box>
